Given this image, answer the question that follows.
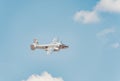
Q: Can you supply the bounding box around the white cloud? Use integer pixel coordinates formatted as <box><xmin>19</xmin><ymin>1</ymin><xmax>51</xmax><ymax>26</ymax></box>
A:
<box><xmin>95</xmin><ymin>0</ymin><xmax>120</xmax><ymax>13</ymax></box>
<box><xmin>96</xmin><ymin>28</ymin><xmax>120</xmax><ymax>49</ymax></box>
<box><xmin>111</xmin><ymin>42</ymin><xmax>120</xmax><ymax>48</ymax></box>
<box><xmin>22</xmin><ymin>72</ymin><xmax>64</xmax><ymax>81</ymax></box>
<box><xmin>73</xmin><ymin>10</ymin><xmax>99</xmax><ymax>24</ymax></box>
<box><xmin>74</xmin><ymin>0</ymin><xmax>120</xmax><ymax>24</ymax></box>
<box><xmin>96</xmin><ymin>28</ymin><xmax>115</xmax><ymax>39</ymax></box>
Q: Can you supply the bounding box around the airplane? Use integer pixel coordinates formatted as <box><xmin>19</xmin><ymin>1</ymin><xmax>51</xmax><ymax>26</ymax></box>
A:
<box><xmin>30</xmin><ymin>38</ymin><xmax>69</xmax><ymax>54</ymax></box>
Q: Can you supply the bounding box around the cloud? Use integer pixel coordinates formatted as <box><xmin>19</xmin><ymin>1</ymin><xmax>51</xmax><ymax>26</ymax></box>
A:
<box><xmin>111</xmin><ymin>42</ymin><xmax>120</xmax><ymax>48</ymax></box>
<box><xmin>74</xmin><ymin>0</ymin><xmax>120</xmax><ymax>24</ymax></box>
<box><xmin>96</xmin><ymin>28</ymin><xmax>120</xmax><ymax>49</ymax></box>
<box><xmin>73</xmin><ymin>10</ymin><xmax>99</xmax><ymax>24</ymax></box>
<box><xmin>22</xmin><ymin>72</ymin><xmax>64</xmax><ymax>81</ymax></box>
<box><xmin>96</xmin><ymin>28</ymin><xmax>115</xmax><ymax>39</ymax></box>
<box><xmin>95</xmin><ymin>0</ymin><xmax>120</xmax><ymax>13</ymax></box>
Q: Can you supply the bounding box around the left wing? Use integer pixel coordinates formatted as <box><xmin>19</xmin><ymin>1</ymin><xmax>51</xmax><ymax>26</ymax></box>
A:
<box><xmin>46</xmin><ymin>47</ymin><xmax>54</xmax><ymax>55</ymax></box>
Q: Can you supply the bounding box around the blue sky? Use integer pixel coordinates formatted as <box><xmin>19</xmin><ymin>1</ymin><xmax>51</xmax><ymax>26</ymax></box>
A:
<box><xmin>0</xmin><ymin>0</ymin><xmax>120</xmax><ymax>81</ymax></box>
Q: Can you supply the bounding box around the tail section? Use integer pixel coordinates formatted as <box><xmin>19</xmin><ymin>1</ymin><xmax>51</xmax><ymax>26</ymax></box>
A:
<box><xmin>30</xmin><ymin>39</ymin><xmax>39</xmax><ymax>50</ymax></box>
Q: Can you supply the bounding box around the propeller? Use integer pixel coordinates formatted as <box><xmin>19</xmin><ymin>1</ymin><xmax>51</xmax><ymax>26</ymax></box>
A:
<box><xmin>52</xmin><ymin>38</ymin><xmax>59</xmax><ymax>43</ymax></box>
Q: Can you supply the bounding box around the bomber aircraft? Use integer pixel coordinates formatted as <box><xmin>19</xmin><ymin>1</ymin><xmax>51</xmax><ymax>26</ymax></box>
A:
<box><xmin>30</xmin><ymin>38</ymin><xmax>69</xmax><ymax>54</ymax></box>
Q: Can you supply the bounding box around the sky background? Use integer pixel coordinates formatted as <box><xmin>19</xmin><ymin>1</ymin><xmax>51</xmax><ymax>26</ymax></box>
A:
<box><xmin>0</xmin><ymin>0</ymin><xmax>120</xmax><ymax>81</ymax></box>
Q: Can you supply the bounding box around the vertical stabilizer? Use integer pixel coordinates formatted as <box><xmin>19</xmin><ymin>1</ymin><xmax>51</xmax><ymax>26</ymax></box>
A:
<box><xmin>33</xmin><ymin>39</ymin><xmax>39</xmax><ymax>44</ymax></box>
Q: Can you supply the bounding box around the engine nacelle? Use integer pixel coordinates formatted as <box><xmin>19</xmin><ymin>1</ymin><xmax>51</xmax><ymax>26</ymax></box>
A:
<box><xmin>54</xmin><ymin>47</ymin><xmax>60</xmax><ymax>51</ymax></box>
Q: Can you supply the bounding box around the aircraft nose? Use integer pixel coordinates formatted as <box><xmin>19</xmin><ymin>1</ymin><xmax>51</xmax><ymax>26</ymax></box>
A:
<box><xmin>60</xmin><ymin>44</ymin><xmax>69</xmax><ymax>49</ymax></box>
<box><xmin>64</xmin><ymin>45</ymin><xmax>69</xmax><ymax>48</ymax></box>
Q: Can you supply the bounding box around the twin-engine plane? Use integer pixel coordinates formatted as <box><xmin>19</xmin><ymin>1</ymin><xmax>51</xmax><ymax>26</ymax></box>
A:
<box><xmin>30</xmin><ymin>38</ymin><xmax>68</xmax><ymax>54</ymax></box>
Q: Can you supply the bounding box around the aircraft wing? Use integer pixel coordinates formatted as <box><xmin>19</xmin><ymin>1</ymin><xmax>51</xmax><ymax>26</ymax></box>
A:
<box><xmin>46</xmin><ymin>47</ymin><xmax>54</xmax><ymax>54</ymax></box>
